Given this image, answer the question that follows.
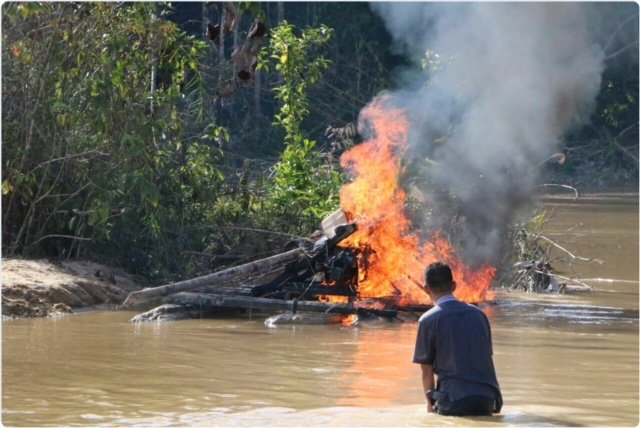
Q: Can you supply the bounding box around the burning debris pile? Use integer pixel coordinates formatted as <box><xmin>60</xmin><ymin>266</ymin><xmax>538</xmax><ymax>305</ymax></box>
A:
<box><xmin>336</xmin><ymin>97</ymin><xmax>495</xmax><ymax>306</ymax></box>
<box><xmin>124</xmin><ymin>98</ymin><xmax>496</xmax><ymax>323</ymax></box>
<box><xmin>123</xmin><ymin>215</ymin><xmax>399</xmax><ymax>323</ymax></box>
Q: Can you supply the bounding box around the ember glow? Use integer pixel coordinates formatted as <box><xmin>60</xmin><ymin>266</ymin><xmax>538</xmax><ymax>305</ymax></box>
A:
<box><xmin>338</xmin><ymin>96</ymin><xmax>495</xmax><ymax>306</ymax></box>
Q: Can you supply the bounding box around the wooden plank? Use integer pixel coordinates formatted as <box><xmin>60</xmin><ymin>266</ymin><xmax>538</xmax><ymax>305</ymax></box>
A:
<box><xmin>275</xmin><ymin>281</ymin><xmax>356</xmax><ymax>298</ymax></box>
<box><xmin>320</xmin><ymin>209</ymin><xmax>348</xmax><ymax>238</ymax></box>
<box><xmin>122</xmin><ymin>248</ymin><xmax>304</xmax><ymax>307</ymax></box>
<box><xmin>166</xmin><ymin>292</ymin><xmax>399</xmax><ymax>318</ymax></box>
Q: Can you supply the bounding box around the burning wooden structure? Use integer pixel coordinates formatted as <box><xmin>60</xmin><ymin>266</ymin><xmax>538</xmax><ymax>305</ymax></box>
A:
<box><xmin>124</xmin><ymin>209</ymin><xmax>415</xmax><ymax>323</ymax></box>
<box><xmin>124</xmin><ymin>96</ymin><xmax>498</xmax><ymax>323</ymax></box>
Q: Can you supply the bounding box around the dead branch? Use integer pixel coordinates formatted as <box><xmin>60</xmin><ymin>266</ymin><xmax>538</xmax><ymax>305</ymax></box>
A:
<box><xmin>27</xmin><ymin>150</ymin><xmax>109</xmax><ymax>174</ymax></box>
<box><xmin>28</xmin><ymin>234</ymin><xmax>92</xmax><ymax>246</ymax></box>
<box><xmin>227</xmin><ymin>226</ymin><xmax>309</xmax><ymax>241</ymax></box>
<box><xmin>610</xmin><ymin>139</ymin><xmax>638</xmax><ymax>164</ymax></box>
<box><xmin>603</xmin><ymin>15</ymin><xmax>637</xmax><ymax>53</ymax></box>
<box><xmin>539</xmin><ymin>235</ymin><xmax>603</xmax><ymax>264</ymax></box>
<box><xmin>183</xmin><ymin>251</ymin><xmax>243</xmax><ymax>261</ymax></box>
<box><xmin>532</xmin><ymin>269</ymin><xmax>593</xmax><ymax>291</ymax></box>
<box><xmin>536</xmin><ymin>184</ymin><xmax>579</xmax><ymax>200</ymax></box>
<box><xmin>604</xmin><ymin>40</ymin><xmax>639</xmax><ymax>63</ymax></box>
<box><xmin>580</xmin><ymin>277</ymin><xmax>640</xmax><ymax>284</ymax></box>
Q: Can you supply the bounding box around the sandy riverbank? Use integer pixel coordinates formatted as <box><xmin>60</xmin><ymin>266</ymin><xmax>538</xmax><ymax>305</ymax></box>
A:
<box><xmin>2</xmin><ymin>259</ymin><xmax>142</xmax><ymax>319</ymax></box>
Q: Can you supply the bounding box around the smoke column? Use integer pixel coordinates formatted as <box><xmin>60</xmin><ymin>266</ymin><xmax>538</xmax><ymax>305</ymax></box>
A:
<box><xmin>369</xmin><ymin>3</ymin><xmax>606</xmax><ymax>264</ymax></box>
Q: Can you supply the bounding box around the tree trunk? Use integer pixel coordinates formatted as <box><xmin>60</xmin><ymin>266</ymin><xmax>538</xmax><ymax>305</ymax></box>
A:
<box><xmin>254</xmin><ymin>69</ymin><xmax>262</xmax><ymax>117</ymax></box>
<box><xmin>218</xmin><ymin>4</ymin><xmax>226</xmax><ymax>93</ymax></box>
<box><xmin>150</xmin><ymin>11</ymin><xmax>158</xmax><ymax>149</ymax></box>
<box><xmin>122</xmin><ymin>248</ymin><xmax>304</xmax><ymax>306</ymax></box>
<box><xmin>201</xmin><ymin>2</ymin><xmax>207</xmax><ymax>40</ymax></box>
<box><xmin>277</xmin><ymin>2</ymin><xmax>284</xmax><ymax>23</ymax></box>
<box><xmin>233</xmin><ymin>12</ymin><xmax>239</xmax><ymax>61</ymax></box>
<box><xmin>276</xmin><ymin>1</ymin><xmax>284</xmax><ymax>86</ymax></box>
<box><xmin>166</xmin><ymin>292</ymin><xmax>399</xmax><ymax>318</ymax></box>
<box><xmin>150</xmin><ymin>12</ymin><xmax>157</xmax><ymax>116</ymax></box>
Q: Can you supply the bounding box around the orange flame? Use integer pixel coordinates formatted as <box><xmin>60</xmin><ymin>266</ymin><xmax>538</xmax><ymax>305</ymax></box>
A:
<box><xmin>338</xmin><ymin>96</ymin><xmax>495</xmax><ymax>306</ymax></box>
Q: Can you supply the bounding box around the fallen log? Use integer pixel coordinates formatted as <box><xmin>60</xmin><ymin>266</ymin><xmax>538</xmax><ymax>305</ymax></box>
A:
<box><xmin>130</xmin><ymin>302</ymin><xmax>246</xmax><ymax>322</ymax></box>
<box><xmin>122</xmin><ymin>248</ymin><xmax>304</xmax><ymax>307</ymax></box>
<box><xmin>165</xmin><ymin>292</ymin><xmax>399</xmax><ymax>318</ymax></box>
<box><xmin>130</xmin><ymin>304</ymin><xmax>201</xmax><ymax>322</ymax></box>
<box><xmin>264</xmin><ymin>312</ymin><xmax>345</xmax><ymax>327</ymax></box>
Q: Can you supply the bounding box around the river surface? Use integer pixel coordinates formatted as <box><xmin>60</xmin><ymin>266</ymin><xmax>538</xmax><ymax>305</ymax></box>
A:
<box><xmin>3</xmin><ymin>193</ymin><xmax>638</xmax><ymax>427</ymax></box>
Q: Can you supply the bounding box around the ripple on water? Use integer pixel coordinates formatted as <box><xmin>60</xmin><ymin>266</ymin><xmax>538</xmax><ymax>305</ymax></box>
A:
<box><xmin>495</xmin><ymin>299</ymin><xmax>639</xmax><ymax>325</ymax></box>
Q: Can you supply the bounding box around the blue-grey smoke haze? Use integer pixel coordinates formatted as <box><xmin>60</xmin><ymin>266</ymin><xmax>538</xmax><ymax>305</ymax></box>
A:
<box><xmin>368</xmin><ymin>2</ymin><xmax>619</xmax><ymax>264</ymax></box>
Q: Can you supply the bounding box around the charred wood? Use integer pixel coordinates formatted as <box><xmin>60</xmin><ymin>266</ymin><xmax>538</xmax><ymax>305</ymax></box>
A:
<box><xmin>164</xmin><ymin>292</ymin><xmax>398</xmax><ymax>319</ymax></box>
<box><xmin>395</xmin><ymin>304</ymin><xmax>433</xmax><ymax>313</ymax></box>
<box><xmin>250</xmin><ymin>224</ymin><xmax>356</xmax><ymax>297</ymax></box>
<box><xmin>268</xmin><ymin>281</ymin><xmax>356</xmax><ymax>299</ymax></box>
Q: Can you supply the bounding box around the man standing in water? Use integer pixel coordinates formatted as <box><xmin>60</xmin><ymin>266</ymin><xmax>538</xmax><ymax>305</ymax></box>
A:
<box><xmin>413</xmin><ymin>262</ymin><xmax>502</xmax><ymax>416</ymax></box>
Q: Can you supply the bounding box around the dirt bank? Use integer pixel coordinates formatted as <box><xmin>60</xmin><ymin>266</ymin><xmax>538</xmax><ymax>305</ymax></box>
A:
<box><xmin>2</xmin><ymin>259</ymin><xmax>143</xmax><ymax>319</ymax></box>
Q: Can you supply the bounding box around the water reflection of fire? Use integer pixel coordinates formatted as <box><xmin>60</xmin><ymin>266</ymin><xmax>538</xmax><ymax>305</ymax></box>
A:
<box><xmin>336</xmin><ymin>95</ymin><xmax>495</xmax><ymax>306</ymax></box>
<box><xmin>336</xmin><ymin>325</ymin><xmax>418</xmax><ymax>407</ymax></box>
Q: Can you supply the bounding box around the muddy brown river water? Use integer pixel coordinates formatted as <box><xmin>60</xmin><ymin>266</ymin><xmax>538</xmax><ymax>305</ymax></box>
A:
<box><xmin>3</xmin><ymin>193</ymin><xmax>639</xmax><ymax>427</ymax></box>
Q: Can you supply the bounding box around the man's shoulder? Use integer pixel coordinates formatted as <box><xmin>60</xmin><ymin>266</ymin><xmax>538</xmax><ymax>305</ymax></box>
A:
<box><xmin>418</xmin><ymin>305</ymin><xmax>444</xmax><ymax>324</ymax></box>
<box><xmin>419</xmin><ymin>300</ymin><xmax>487</xmax><ymax>322</ymax></box>
<box><xmin>443</xmin><ymin>299</ymin><xmax>485</xmax><ymax>312</ymax></box>
<box><xmin>459</xmin><ymin>301</ymin><xmax>486</xmax><ymax>314</ymax></box>
<box><xmin>448</xmin><ymin>301</ymin><xmax>489</xmax><ymax>321</ymax></box>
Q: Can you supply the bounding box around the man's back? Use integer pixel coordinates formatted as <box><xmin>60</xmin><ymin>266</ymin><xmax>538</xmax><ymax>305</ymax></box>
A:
<box><xmin>414</xmin><ymin>298</ymin><xmax>502</xmax><ymax>413</ymax></box>
<box><xmin>414</xmin><ymin>262</ymin><xmax>501</xmax><ymax>416</ymax></box>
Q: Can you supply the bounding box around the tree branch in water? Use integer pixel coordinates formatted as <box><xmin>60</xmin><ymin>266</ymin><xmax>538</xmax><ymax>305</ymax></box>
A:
<box><xmin>539</xmin><ymin>235</ymin><xmax>603</xmax><ymax>264</ymax></box>
<box><xmin>532</xmin><ymin>269</ymin><xmax>594</xmax><ymax>291</ymax></box>
<box><xmin>536</xmin><ymin>184</ymin><xmax>579</xmax><ymax>200</ymax></box>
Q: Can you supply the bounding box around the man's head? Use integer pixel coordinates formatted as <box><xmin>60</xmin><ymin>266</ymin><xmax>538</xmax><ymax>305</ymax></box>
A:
<box><xmin>425</xmin><ymin>262</ymin><xmax>456</xmax><ymax>296</ymax></box>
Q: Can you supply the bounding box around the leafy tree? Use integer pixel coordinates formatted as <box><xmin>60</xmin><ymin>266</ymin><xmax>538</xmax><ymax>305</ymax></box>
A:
<box><xmin>259</xmin><ymin>21</ymin><xmax>341</xmax><ymax>232</ymax></box>
<box><xmin>2</xmin><ymin>3</ymin><xmax>226</xmax><ymax>279</ymax></box>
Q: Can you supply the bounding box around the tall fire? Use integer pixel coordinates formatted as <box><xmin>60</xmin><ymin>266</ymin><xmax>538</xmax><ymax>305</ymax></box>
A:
<box><xmin>338</xmin><ymin>96</ymin><xmax>495</xmax><ymax>306</ymax></box>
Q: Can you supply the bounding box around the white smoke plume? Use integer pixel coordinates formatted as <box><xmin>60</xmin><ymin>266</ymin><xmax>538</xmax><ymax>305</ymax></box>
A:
<box><xmin>370</xmin><ymin>2</ymin><xmax>607</xmax><ymax>264</ymax></box>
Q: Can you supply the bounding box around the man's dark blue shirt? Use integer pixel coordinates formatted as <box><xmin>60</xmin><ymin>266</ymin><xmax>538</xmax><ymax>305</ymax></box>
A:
<box><xmin>413</xmin><ymin>295</ymin><xmax>502</xmax><ymax>411</ymax></box>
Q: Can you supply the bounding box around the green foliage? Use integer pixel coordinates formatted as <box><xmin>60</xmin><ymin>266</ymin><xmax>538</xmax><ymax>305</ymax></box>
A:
<box><xmin>421</xmin><ymin>49</ymin><xmax>448</xmax><ymax>73</ymax></box>
<box><xmin>499</xmin><ymin>208</ymin><xmax>556</xmax><ymax>292</ymax></box>
<box><xmin>564</xmin><ymin>5</ymin><xmax>638</xmax><ymax>175</ymax></box>
<box><xmin>265</xmin><ymin>22</ymin><xmax>332</xmax><ymax>143</ymax></box>
<box><xmin>1</xmin><ymin>3</ymin><xmax>224</xmax><ymax>280</ymax></box>
<box><xmin>595</xmin><ymin>67</ymin><xmax>638</xmax><ymax>133</ymax></box>
<box><xmin>260</xmin><ymin>22</ymin><xmax>341</xmax><ymax>233</ymax></box>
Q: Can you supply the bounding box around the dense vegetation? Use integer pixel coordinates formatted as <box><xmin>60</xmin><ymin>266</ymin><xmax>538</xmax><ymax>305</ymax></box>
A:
<box><xmin>2</xmin><ymin>2</ymin><xmax>637</xmax><ymax>282</ymax></box>
<box><xmin>560</xmin><ymin>3</ymin><xmax>639</xmax><ymax>185</ymax></box>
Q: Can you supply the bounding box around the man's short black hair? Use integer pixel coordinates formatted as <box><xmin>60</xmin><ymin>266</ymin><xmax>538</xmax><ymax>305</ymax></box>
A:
<box><xmin>425</xmin><ymin>262</ymin><xmax>454</xmax><ymax>292</ymax></box>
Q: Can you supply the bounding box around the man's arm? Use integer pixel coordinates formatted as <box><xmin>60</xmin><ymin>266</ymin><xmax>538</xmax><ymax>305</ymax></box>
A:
<box><xmin>421</xmin><ymin>364</ymin><xmax>435</xmax><ymax>412</ymax></box>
